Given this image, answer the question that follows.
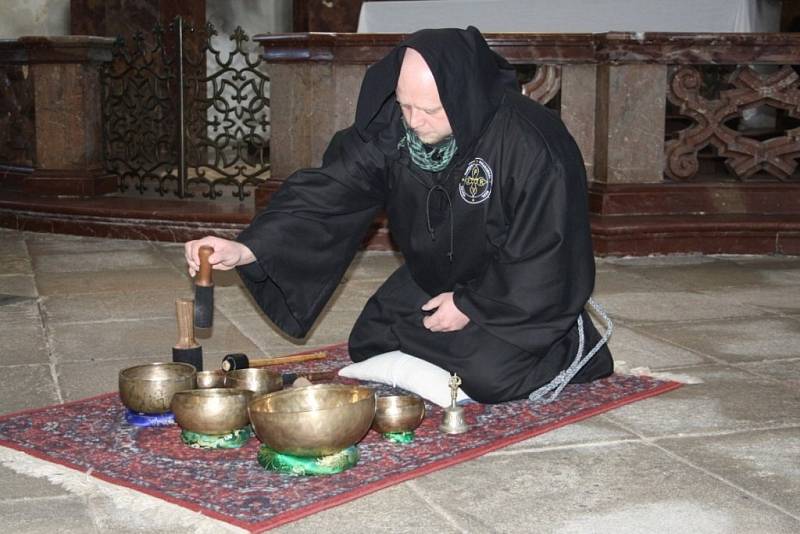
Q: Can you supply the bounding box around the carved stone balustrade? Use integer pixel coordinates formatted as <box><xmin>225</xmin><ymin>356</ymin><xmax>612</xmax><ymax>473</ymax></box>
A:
<box><xmin>255</xmin><ymin>32</ymin><xmax>800</xmax><ymax>255</ymax></box>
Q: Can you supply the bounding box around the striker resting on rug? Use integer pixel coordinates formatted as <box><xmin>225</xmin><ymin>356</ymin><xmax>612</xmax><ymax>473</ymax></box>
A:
<box><xmin>184</xmin><ymin>27</ymin><xmax>613</xmax><ymax>404</ymax></box>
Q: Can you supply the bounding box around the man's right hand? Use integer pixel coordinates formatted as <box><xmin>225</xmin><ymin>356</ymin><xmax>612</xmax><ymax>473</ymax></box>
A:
<box><xmin>184</xmin><ymin>236</ymin><xmax>256</xmax><ymax>277</ymax></box>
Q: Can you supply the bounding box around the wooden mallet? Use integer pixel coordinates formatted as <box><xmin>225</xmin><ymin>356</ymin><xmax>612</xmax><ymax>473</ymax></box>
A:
<box><xmin>221</xmin><ymin>351</ymin><xmax>327</xmax><ymax>371</ymax></box>
<box><xmin>194</xmin><ymin>245</ymin><xmax>214</xmax><ymax>329</ymax></box>
<box><xmin>173</xmin><ymin>298</ymin><xmax>203</xmax><ymax>370</ymax></box>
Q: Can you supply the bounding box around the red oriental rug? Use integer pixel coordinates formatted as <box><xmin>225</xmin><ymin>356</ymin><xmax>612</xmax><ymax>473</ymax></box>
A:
<box><xmin>0</xmin><ymin>343</ymin><xmax>680</xmax><ymax>532</ymax></box>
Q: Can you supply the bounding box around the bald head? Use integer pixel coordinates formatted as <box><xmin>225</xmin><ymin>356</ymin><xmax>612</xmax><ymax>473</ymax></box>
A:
<box><xmin>396</xmin><ymin>48</ymin><xmax>453</xmax><ymax>145</ymax></box>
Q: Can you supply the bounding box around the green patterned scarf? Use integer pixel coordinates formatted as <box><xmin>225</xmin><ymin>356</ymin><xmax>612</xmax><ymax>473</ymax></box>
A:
<box><xmin>398</xmin><ymin>122</ymin><xmax>457</xmax><ymax>172</ymax></box>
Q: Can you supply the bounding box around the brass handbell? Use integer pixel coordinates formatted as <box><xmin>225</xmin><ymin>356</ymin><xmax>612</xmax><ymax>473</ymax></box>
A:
<box><xmin>439</xmin><ymin>373</ymin><xmax>469</xmax><ymax>435</ymax></box>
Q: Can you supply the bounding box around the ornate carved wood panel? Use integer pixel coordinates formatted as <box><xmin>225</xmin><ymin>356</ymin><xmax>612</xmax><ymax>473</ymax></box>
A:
<box><xmin>666</xmin><ymin>65</ymin><xmax>800</xmax><ymax>181</ymax></box>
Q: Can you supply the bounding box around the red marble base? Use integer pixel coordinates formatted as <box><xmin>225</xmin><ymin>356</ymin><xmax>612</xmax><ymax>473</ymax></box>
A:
<box><xmin>0</xmin><ymin>192</ymin><xmax>395</xmax><ymax>249</ymax></box>
<box><xmin>25</xmin><ymin>169</ymin><xmax>119</xmax><ymax>197</ymax></box>
<box><xmin>588</xmin><ymin>181</ymin><xmax>800</xmax><ymax>255</ymax></box>
<box><xmin>2</xmin><ymin>189</ymin><xmax>797</xmax><ymax>255</ymax></box>
<box><xmin>591</xmin><ymin>213</ymin><xmax>800</xmax><ymax>255</ymax></box>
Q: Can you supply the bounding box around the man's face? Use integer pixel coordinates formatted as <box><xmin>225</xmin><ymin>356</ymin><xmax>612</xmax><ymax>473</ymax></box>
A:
<box><xmin>395</xmin><ymin>48</ymin><xmax>453</xmax><ymax>145</ymax></box>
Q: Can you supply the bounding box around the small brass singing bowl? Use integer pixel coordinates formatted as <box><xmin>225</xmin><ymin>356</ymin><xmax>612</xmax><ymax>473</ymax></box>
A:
<box><xmin>248</xmin><ymin>384</ymin><xmax>376</xmax><ymax>457</ymax></box>
<box><xmin>372</xmin><ymin>395</ymin><xmax>426</xmax><ymax>434</ymax></box>
<box><xmin>118</xmin><ymin>362</ymin><xmax>197</xmax><ymax>414</ymax></box>
<box><xmin>225</xmin><ymin>368</ymin><xmax>283</xmax><ymax>396</ymax></box>
<box><xmin>170</xmin><ymin>388</ymin><xmax>253</xmax><ymax>435</ymax></box>
<box><xmin>196</xmin><ymin>369</ymin><xmax>226</xmax><ymax>389</ymax></box>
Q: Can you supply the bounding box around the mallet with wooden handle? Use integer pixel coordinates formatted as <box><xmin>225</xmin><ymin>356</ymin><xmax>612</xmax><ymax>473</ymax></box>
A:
<box><xmin>173</xmin><ymin>298</ymin><xmax>203</xmax><ymax>371</ymax></box>
<box><xmin>221</xmin><ymin>351</ymin><xmax>327</xmax><ymax>371</ymax></box>
<box><xmin>194</xmin><ymin>245</ymin><xmax>214</xmax><ymax>329</ymax></box>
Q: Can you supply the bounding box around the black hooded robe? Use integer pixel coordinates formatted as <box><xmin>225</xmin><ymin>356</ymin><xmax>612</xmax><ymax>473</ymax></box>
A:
<box><xmin>236</xmin><ymin>27</ymin><xmax>613</xmax><ymax>404</ymax></box>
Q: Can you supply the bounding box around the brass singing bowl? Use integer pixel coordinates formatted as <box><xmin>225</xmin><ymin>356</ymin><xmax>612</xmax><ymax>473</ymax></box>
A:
<box><xmin>118</xmin><ymin>362</ymin><xmax>196</xmax><ymax>414</ymax></box>
<box><xmin>225</xmin><ymin>368</ymin><xmax>283</xmax><ymax>396</ymax></box>
<box><xmin>170</xmin><ymin>388</ymin><xmax>253</xmax><ymax>435</ymax></box>
<box><xmin>196</xmin><ymin>369</ymin><xmax>226</xmax><ymax>389</ymax></box>
<box><xmin>248</xmin><ymin>384</ymin><xmax>376</xmax><ymax>457</ymax></box>
<box><xmin>372</xmin><ymin>395</ymin><xmax>426</xmax><ymax>434</ymax></box>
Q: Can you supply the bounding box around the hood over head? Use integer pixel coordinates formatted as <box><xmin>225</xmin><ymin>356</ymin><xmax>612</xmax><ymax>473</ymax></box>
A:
<box><xmin>354</xmin><ymin>26</ymin><xmax>519</xmax><ymax>153</ymax></box>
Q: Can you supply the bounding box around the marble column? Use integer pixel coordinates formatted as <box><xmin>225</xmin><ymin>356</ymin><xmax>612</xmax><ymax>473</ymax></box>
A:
<box><xmin>560</xmin><ymin>64</ymin><xmax>597</xmax><ymax>181</ymax></box>
<box><xmin>594</xmin><ymin>63</ymin><xmax>667</xmax><ymax>184</ymax></box>
<box><xmin>0</xmin><ymin>36</ymin><xmax>117</xmax><ymax>196</ymax></box>
<box><xmin>258</xmin><ymin>61</ymin><xmax>366</xmax><ymax>205</ymax></box>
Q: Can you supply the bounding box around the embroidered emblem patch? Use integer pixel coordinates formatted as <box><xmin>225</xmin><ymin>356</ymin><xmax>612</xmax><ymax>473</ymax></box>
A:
<box><xmin>459</xmin><ymin>158</ymin><xmax>493</xmax><ymax>204</ymax></box>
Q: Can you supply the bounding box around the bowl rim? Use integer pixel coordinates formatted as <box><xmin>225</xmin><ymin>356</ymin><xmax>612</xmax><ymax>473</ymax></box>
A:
<box><xmin>248</xmin><ymin>383</ymin><xmax>375</xmax><ymax>415</ymax></box>
<box><xmin>119</xmin><ymin>362</ymin><xmax>197</xmax><ymax>382</ymax></box>
<box><xmin>172</xmin><ymin>387</ymin><xmax>253</xmax><ymax>399</ymax></box>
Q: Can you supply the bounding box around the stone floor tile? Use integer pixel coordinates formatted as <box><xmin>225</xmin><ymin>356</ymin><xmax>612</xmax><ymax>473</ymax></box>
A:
<box><xmin>0</xmin><ymin>256</ymin><xmax>32</xmax><ymax>275</ymax></box>
<box><xmin>273</xmin><ymin>484</ymin><xmax>459</xmax><ymax>534</ymax></box>
<box><xmin>41</xmin><ymin>290</ymin><xmax>187</xmax><ymax>324</ymax></box>
<box><xmin>657</xmin><ymin>427</ymin><xmax>800</xmax><ymax>517</ymax></box>
<box><xmin>0</xmin><ymin>302</ymin><xmax>48</xmax><ymax>365</ymax></box>
<box><xmin>720</xmin><ymin>254</ymin><xmax>800</xmax><ymax>268</ymax></box>
<box><xmin>738</xmin><ymin>358</ymin><xmax>800</xmax><ymax>386</ymax></box>
<box><xmin>25</xmin><ymin>234</ymin><xmax>153</xmax><ymax>255</ymax></box>
<box><xmin>601</xmin><ymin>254</ymin><xmax>722</xmax><ymax>267</ymax></box>
<box><xmin>0</xmin><ymin>465</ymin><xmax>71</xmax><ymax>500</ymax></box>
<box><xmin>637</xmin><ymin>317</ymin><xmax>800</xmax><ymax>364</ymax></box>
<box><xmin>226</xmin><ymin>310</ymin><xmax>355</xmax><ymax>354</ymax></box>
<box><xmin>599</xmin><ymin>290</ymin><xmax>769</xmax><ymax>325</ymax></box>
<box><xmin>0</xmin><ymin>274</ymin><xmax>37</xmax><ymax>297</ymax></box>
<box><xmin>607</xmin><ymin>324</ymin><xmax>710</xmax><ymax>369</ymax></box>
<box><xmin>592</xmin><ymin>268</ymin><xmax>677</xmax><ymax>296</ymax></box>
<box><xmin>32</xmin><ymin>249</ymin><xmax>170</xmax><ymax>273</ymax></box>
<box><xmin>49</xmin><ymin>315</ymin><xmax>260</xmax><ymax>363</ymax></box>
<box><xmin>412</xmin><ymin>442</ymin><xmax>800</xmax><ymax>533</ymax></box>
<box><xmin>35</xmin><ymin>269</ymin><xmax>192</xmax><ymax>296</ymax></box>
<box><xmin>603</xmin><ymin>365</ymin><xmax>800</xmax><ymax>438</ymax></box>
<box><xmin>0</xmin><ymin>299</ymin><xmax>41</xmax><ymax>327</ymax></box>
<box><xmin>324</xmin><ymin>279</ymin><xmax>382</xmax><ymax>313</ymax></box>
<box><xmin>703</xmin><ymin>286</ymin><xmax>800</xmax><ymax>316</ymax></box>
<box><xmin>0</xmin><ymin>496</ymin><xmax>97</xmax><ymax>533</ymax></box>
<box><xmin>0</xmin><ymin>234</ymin><xmax>29</xmax><ymax>258</ymax></box>
<box><xmin>499</xmin><ymin>416</ymin><xmax>637</xmax><ymax>452</ymax></box>
<box><xmin>616</xmin><ymin>260</ymin><xmax>800</xmax><ymax>291</ymax></box>
<box><xmin>215</xmin><ymin>285</ymin><xmax>265</xmax><ymax>318</ymax></box>
<box><xmin>0</xmin><ymin>364</ymin><xmax>60</xmax><ymax>414</ymax></box>
<box><xmin>342</xmin><ymin>251</ymin><xmax>404</xmax><ymax>281</ymax></box>
<box><xmin>88</xmin><ymin>492</ymin><xmax>236</xmax><ymax>534</ymax></box>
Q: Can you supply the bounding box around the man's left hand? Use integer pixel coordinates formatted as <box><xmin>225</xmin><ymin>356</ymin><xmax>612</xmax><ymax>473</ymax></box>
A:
<box><xmin>421</xmin><ymin>292</ymin><xmax>470</xmax><ymax>332</ymax></box>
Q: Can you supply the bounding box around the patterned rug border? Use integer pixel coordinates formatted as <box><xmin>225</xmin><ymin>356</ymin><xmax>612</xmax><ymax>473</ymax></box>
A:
<box><xmin>0</xmin><ymin>377</ymin><xmax>682</xmax><ymax>533</ymax></box>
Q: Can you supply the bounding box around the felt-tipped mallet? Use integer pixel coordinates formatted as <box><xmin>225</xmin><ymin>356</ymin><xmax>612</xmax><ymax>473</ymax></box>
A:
<box><xmin>194</xmin><ymin>245</ymin><xmax>214</xmax><ymax>329</ymax></box>
<box><xmin>221</xmin><ymin>351</ymin><xmax>327</xmax><ymax>371</ymax></box>
<box><xmin>172</xmin><ymin>298</ymin><xmax>203</xmax><ymax>371</ymax></box>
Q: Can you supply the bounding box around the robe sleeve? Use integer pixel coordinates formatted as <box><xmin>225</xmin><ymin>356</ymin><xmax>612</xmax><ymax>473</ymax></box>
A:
<box><xmin>452</xmin><ymin>141</ymin><xmax>596</xmax><ymax>354</ymax></box>
<box><xmin>235</xmin><ymin>128</ymin><xmax>387</xmax><ymax>338</ymax></box>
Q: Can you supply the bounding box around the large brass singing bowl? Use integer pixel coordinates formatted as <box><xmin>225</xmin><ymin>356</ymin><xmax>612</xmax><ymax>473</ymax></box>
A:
<box><xmin>248</xmin><ymin>384</ymin><xmax>376</xmax><ymax>457</ymax></box>
<box><xmin>118</xmin><ymin>362</ymin><xmax>196</xmax><ymax>414</ymax></box>
<box><xmin>225</xmin><ymin>368</ymin><xmax>283</xmax><ymax>396</ymax></box>
<box><xmin>372</xmin><ymin>395</ymin><xmax>426</xmax><ymax>434</ymax></box>
<box><xmin>170</xmin><ymin>388</ymin><xmax>253</xmax><ymax>435</ymax></box>
<box><xmin>196</xmin><ymin>369</ymin><xmax>226</xmax><ymax>389</ymax></box>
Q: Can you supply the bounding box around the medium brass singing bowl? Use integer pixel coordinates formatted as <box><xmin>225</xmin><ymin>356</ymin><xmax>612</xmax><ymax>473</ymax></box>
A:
<box><xmin>170</xmin><ymin>388</ymin><xmax>253</xmax><ymax>435</ymax></box>
<box><xmin>118</xmin><ymin>362</ymin><xmax>196</xmax><ymax>414</ymax></box>
<box><xmin>225</xmin><ymin>368</ymin><xmax>283</xmax><ymax>396</ymax></box>
<box><xmin>372</xmin><ymin>395</ymin><xmax>426</xmax><ymax>434</ymax></box>
<box><xmin>248</xmin><ymin>384</ymin><xmax>376</xmax><ymax>457</ymax></box>
<box><xmin>196</xmin><ymin>369</ymin><xmax>226</xmax><ymax>389</ymax></box>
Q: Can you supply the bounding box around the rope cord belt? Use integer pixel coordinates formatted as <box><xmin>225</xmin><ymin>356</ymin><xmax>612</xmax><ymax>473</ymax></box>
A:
<box><xmin>528</xmin><ymin>297</ymin><xmax>614</xmax><ymax>403</ymax></box>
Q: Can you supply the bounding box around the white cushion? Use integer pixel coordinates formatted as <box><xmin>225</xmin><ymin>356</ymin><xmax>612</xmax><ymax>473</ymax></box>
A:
<box><xmin>338</xmin><ymin>350</ymin><xmax>471</xmax><ymax>407</ymax></box>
